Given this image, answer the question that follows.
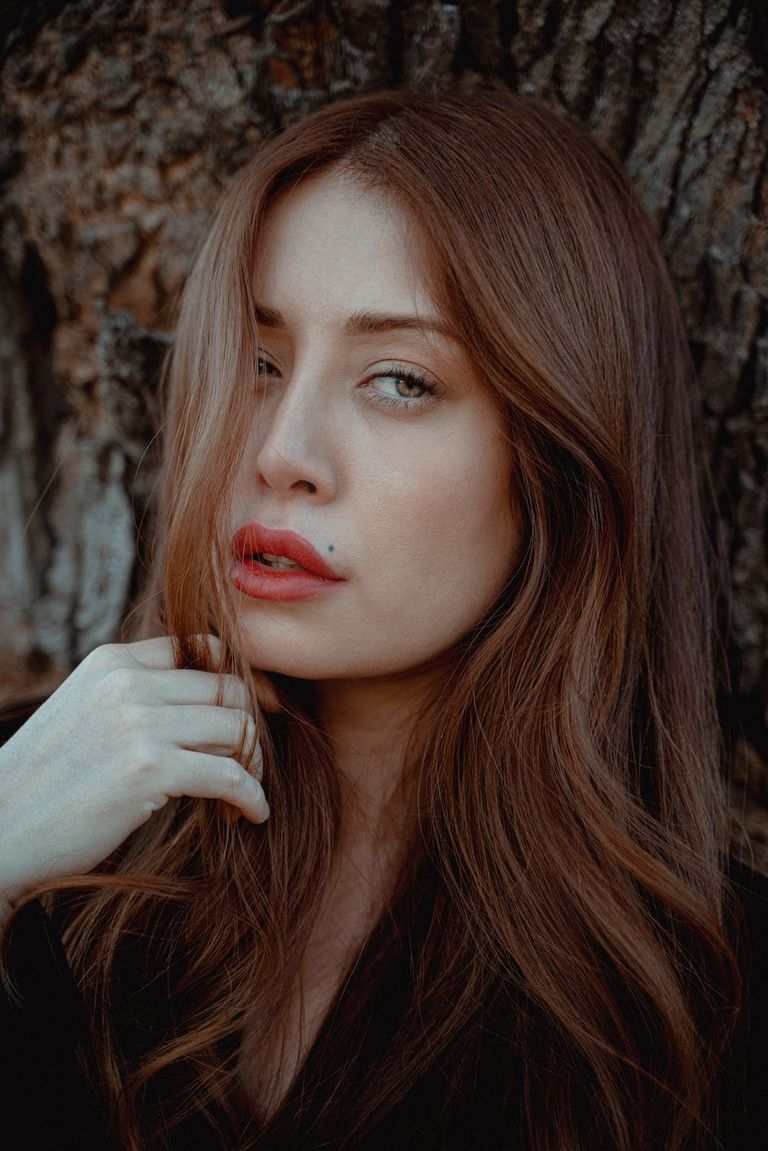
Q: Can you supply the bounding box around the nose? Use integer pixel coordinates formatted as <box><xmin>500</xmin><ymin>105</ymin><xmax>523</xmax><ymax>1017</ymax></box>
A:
<box><xmin>251</xmin><ymin>371</ymin><xmax>337</xmax><ymax>501</ymax></box>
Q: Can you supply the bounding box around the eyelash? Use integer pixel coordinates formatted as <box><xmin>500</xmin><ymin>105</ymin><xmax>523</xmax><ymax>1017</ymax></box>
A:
<box><xmin>254</xmin><ymin>358</ymin><xmax>440</xmax><ymax>413</ymax></box>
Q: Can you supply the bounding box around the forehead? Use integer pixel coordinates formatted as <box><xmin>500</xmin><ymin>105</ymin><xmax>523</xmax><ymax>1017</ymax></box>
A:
<box><xmin>255</xmin><ymin>171</ymin><xmax>439</xmax><ymax>323</ymax></box>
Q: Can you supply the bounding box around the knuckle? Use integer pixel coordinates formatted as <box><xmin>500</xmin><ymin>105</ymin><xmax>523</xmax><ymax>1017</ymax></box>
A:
<box><xmin>116</xmin><ymin>701</ymin><xmax>146</xmax><ymax>734</ymax></box>
<box><xmin>115</xmin><ymin>707</ymin><xmax>154</xmax><ymax>766</ymax></box>
<box><xmin>85</xmin><ymin>642</ymin><xmax>119</xmax><ymax>670</ymax></box>
<box><xmin>128</xmin><ymin>738</ymin><xmax>157</xmax><ymax>777</ymax></box>
<box><xmin>102</xmin><ymin>665</ymin><xmax>141</xmax><ymax>698</ymax></box>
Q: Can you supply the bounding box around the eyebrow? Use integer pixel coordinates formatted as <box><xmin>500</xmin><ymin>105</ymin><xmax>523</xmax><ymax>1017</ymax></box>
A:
<box><xmin>253</xmin><ymin>301</ymin><xmax>458</xmax><ymax>342</ymax></box>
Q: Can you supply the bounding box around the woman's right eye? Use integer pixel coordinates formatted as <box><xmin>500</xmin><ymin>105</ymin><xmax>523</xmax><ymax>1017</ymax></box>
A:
<box><xmin>255</xmin><ymin>356</ymin><xmax>279</xmax><ymax>378</ymax></box>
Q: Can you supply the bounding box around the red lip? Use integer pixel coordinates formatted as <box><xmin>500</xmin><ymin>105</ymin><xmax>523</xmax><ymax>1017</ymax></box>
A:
<box><xmin>230</xmin><ymin>523</ymin><xmax>344</xmax><ymax>601</ymax></box>
<box><xmin>231</xmin><ymin>523</ymin><xmax>342</xmax><ymax>579</ymax></box>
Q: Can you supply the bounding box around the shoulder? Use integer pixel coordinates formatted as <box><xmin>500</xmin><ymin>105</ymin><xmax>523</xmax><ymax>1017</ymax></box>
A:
<box><xmin>714</xmin><ymin>856</ymin><xmax>768</xmax><ymax>1148</ymax></box>
<box><xmin>722</xmin><ymin>855</ymin><xmax>768</xmax><ymax>1040</ymax></box>
<box><xmin>724</xmin><ymin>855</ymin><xmax>768</xmax><ymax>1046</ymax></box>
<box><xmin>724</xmin><ymin>855</ymin><xmax>768</xmax><ymax>1047</ymax></box>
<box><xmin>725</xmin><ymin>855</ymin><xmax>768</xmax><ymax>963</ymax></box>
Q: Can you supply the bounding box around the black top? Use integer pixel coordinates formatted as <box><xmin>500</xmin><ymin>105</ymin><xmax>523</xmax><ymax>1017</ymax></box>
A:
<box><xmin>1</xmin><ymin>706</ymin><xmax>766</xmax><ymax>1150</ymax></box>
<box><xmin>1</xmin><ymin>858</ymin><xmax>767</xmax><ymax>1150</ymax></box>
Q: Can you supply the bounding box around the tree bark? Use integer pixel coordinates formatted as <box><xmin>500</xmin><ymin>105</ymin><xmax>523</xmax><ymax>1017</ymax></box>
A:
<box><xmin>0</xmin><ymin>0</ymin><xmax>766</xmax><ymax>859</ymax></box>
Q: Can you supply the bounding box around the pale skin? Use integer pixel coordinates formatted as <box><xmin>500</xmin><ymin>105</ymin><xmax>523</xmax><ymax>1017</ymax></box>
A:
<box><xmin>0</xmin><ymin>170</ymin><xmax>522</xmax><ymax>1115</ymax></box>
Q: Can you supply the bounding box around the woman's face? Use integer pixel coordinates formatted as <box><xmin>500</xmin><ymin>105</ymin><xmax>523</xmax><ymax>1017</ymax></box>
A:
<box><xmin>228</xmin><ymin>170</ymin><xmax>522</xmax><ymax>680</ymax></box>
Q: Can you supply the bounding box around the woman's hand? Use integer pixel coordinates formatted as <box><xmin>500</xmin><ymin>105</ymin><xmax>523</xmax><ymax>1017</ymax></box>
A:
<box><xmin>0</xmin><ymin>635</ymin><xmax>274</xmax><ymax>905</ymax></box>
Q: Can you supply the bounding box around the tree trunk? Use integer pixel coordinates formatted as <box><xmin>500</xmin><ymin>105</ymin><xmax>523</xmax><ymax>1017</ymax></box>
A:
<box><xmin>1</xmin><ymin>0</ymin><xmax>766</xmax><ymax>860</ymax></box>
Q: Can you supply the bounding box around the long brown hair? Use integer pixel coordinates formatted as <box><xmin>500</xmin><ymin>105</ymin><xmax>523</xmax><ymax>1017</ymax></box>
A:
<box><xmin>2</xmin><ymin>77</ymin><xmax>741</xmax><ymax>1149</ymax></box>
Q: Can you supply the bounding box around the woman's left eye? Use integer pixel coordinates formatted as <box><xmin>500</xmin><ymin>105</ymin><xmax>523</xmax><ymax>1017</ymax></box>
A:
<box><xmin>364</xmin><ymin>367</ymin><xmax>440</xmax><ymax>412</ymax></box>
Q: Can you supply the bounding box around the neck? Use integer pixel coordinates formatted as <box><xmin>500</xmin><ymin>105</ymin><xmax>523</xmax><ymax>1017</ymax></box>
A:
<box><xmin>309</xmin><ymin>657</ymin><xmax>452</xmax><ymax>847</ymax></box>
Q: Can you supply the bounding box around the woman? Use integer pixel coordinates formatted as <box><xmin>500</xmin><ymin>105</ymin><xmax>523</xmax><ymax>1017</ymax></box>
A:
<box><xmin>0</xmin><ymin>78</ymin><xmax>765</xmax><ymax>1151</ymax></box>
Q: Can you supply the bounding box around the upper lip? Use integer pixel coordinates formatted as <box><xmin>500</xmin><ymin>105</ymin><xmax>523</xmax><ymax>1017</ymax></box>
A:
<box><xmin>231</xmin><ymin>522</ymin><xmax>343</xmax><ymax>580</ymax></box>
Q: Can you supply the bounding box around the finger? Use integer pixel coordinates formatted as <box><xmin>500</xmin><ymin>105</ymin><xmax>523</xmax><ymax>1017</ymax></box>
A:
<box><xmin>123</xmin><ymin>643</ymin><xmax>281</xmax><ymax>717</ymax></box>
<box><xmin>119</xmin><ymin>634</ymin><xmax>224</xmax><ymax>672</ymax></box>
<box><xmin>140</xmin><ymin>669</ymin><xmax>251</xmax><ymax>712</ymax></box>
<box><xmin>168</xmin><ymin>706</ymin><xmax>262</xmax><ymax>770</ymax></box>
<box><xmin>167</xmin><ymin>750</ymin><xmax>270</xmax><ymax>823</ymax></box>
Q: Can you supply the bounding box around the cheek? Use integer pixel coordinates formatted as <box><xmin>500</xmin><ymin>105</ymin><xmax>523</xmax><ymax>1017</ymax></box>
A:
<box><xmin>369</xmin><ymin>436</ymin><xmax>517</xmax><ymax>612</ymax></box>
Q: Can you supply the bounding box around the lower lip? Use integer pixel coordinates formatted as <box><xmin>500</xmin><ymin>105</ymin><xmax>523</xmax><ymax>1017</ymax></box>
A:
<box><xmin>230</xmin><ymin>558</ymin><xmax>344</xmax><ymax>601</ymax></box>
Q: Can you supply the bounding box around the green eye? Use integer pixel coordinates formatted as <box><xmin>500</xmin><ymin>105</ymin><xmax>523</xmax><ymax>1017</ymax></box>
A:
<box><xmin>365</xmin><ymin>366</ymin><xmax>440</xmax><ymax>412</ymax></box>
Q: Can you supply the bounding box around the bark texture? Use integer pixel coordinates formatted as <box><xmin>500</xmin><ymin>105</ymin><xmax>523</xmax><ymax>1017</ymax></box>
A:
<box><xmin>0</xmin><ymin>1</ymin><xmax>766</xmax><ymax>858</ymax></box>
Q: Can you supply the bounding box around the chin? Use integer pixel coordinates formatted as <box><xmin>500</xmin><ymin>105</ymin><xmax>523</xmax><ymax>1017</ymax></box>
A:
<box><xmin>237</xmin><ymin>645</ymin><xmax>343</xmax><ymax>680</ymax></box>
<box><xmin>232</xmin><ymin>624</ymin><xmax>462</xmax><ymax>682</ymax></box>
